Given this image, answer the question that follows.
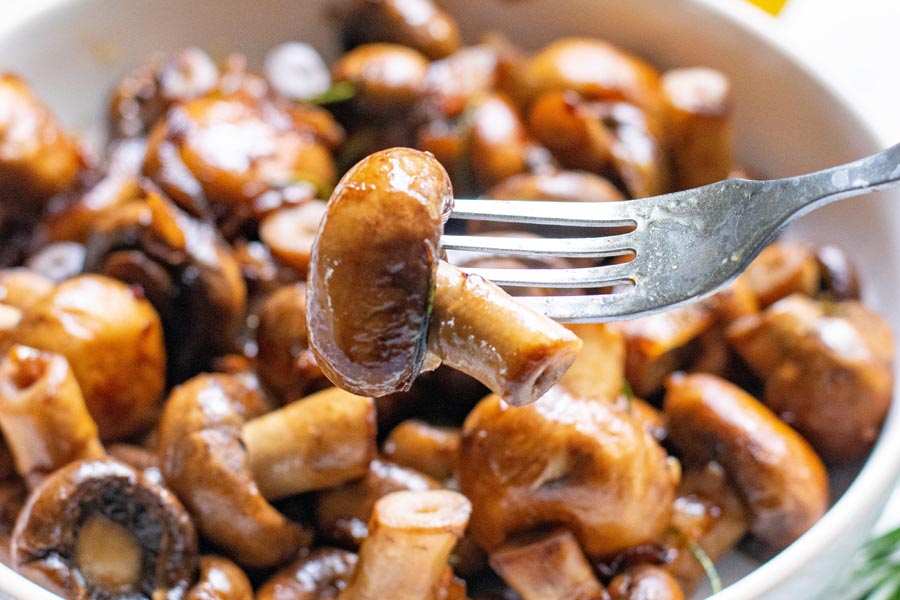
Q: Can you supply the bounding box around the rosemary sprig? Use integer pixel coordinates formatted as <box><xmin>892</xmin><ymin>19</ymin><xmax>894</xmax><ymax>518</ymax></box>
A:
<box><xmin>837</xmin><ymin>526</ymin><xmax>900</xmax><ymax>599</ymax></box>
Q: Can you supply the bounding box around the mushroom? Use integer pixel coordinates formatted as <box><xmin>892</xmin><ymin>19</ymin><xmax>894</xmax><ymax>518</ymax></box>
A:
<box><xmin>4</xmin><ymin>274</ymin><xmax>166</xmax><ymax>441</ymax></box>
<box><xmin>740</xmin><ymin>242</ymin><xmax>820</xmax><ymax>308</ymax></box>
<box><xmin>663</xmin><ymin>373</ymin><xmax>828</xmax><ymax>549</ymax></box>
<box><xmin>726</xmin><ymin>294</ymin><xmax>893</xmax><ymax>462</ymax></box>
<box><xmin>259</xmin><ymin>201</ymin><xmax>328</xmax><ymax>277</ymax></box>
<box><xmin>425</xmin><ymin>45</ymin><xmax>500</xmax><ymax>118</ymax></box>
<box><xmin>0</xmin><ymin>74</ymin><xmax>83</xmax><ymax>221</ymax></box>
<box><xmin>459</xmin><ymin>387</ymin><xmax>679</xmax><ymax>558</ymax></box>
<box><xmin>660</xmin><ymin>67</ymin><xmax>733</xmax><ymax>190</ymax></box>
<box><xmin>813</xmin><ymin>244</ymin><xmax>861</xmax><ymax>301</ymax></box>
<box><xmin>0</xmin><ymin>346</ymin><xmax>105</xmax><ymax>489</ymax></box>
<box><xmin>257</xmin><ymin>548</ymin><xmax>358</xmax><ymax>600</ymax></box>
<box><xmin>107</xmin><ymin>444</ymin><xmax>163</xmax><ymax>486</ymax></box>
<box><xmin>307</xmin><ymin>147</ymin><xmax>581</xmax><ymax>406</ymax></box>
<box><xmin>256</xmin><ymin>283</ymin><xmax>330</xmax><ymax>404</ymax></box>
<box><xmin>12</xmin><ymin>458</ymin><xmax>197</xmax><ymax>600</ymax></box>
<box><xmin>337</xmin><ymin>489</ymin><xmax>471</xmax><ymax>600</ymax></box>
<box><xmin>342</xmin><ymin>0</ymin><xmax>462</xmax><ymax>60</ymax></box>
<box><xmin>142</xmin><ymin>90</ymin><xmax>339</xmax><ymax>231</ymax></box>
<box><xmin>109</xmin><ymin>48</ymin><xmax>220</xmax><ymax>138</ymax></box>
<box><xmin>382</xmin><ymin>420</ymin><xmax>460</xmax><ymax>481</ymax></box>
<box><xmin>0</xmin><ymin>479</ymin><xmax>27</xmax><ymax>565</ymax></box>
<box><xmin>0</xmin><ymin>268</ymin><xmax>54</xmax><ymax>309</ymax></box>
<box><xmin>185</xmin><ymin>556</ymin><xmax>253</xmax><ymax>600</ymax></box>
<box><xmin>331</xmin><ymin>44</ymin><xmax>430</xmax><ymax>119</ymax></box>
<box><xmin>25</xmin><ymin>241</ymin><xmax>87</xmax><ymax>282</ymax></box>
<box><xmin>607</xmin><ymin>565</ymin><xmax>684</xmax><ymax>600</ymax></box>
<box><xmin>464</xmin><ymin>92</ymin><xmax>533</xmax><ymax>190</ymax></box>
<box><xmin>84</xmin><ymin>189</ymin><xmax>246</xmax><ymax>382</ymax></box>
<box><xmin>159</xmin><ymin>375</ymin><xmax>375</xmax><ymax>567</ymax></box>
<box><xmin>315</xmin><ymin>457</ymin><xmax>441</xmax><ymax>548</ymax></box>
<box><xmin>488</xmin><ymin>528</ymin><xmax>606</xmax><ymax>600</ymax></box>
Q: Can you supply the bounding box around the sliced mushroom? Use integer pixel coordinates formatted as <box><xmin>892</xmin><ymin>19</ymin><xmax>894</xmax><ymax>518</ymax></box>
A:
<box><xmin>12</xmin><ymin>458</ymin><xmax>197</xmax><ymax>600</ymax></box>
<box><xmin>4</xmin><ymin>274</ymin><xmax>166</xmax><ymax>441</ymax></box>
<box><xmin>660</xmin><ymin>67</ymin><xmax>733</xmax><ymax>190</ymax></box>
<box><xmin>315</xmin><ymin>457</ymin><xmax>441</xmax><ymax>548</ymax></box>
<box><xmin>109</xmin><ymin>48</ymin><xmax>219</xmax><ymax>138</ymax></box>
<box><xmin>342</xmin><ymin>0</ymin><xmax>461</xmax><ymax>60</ymax></box>
<box><xmin>0</xmin><ymin>346</ymin><xmax>105</xmax><ymax>488</ymax></box>
<box><xmin>726</xmin><ymin>294</ymin><xmax>893</xmax><ymax>462</ymax></box>
<box><xmin>664</xmin><ymin>373</ymin><xmax>828</xmax><ymax>549</ymax></box>
<box><xmin>259</xmin><ymin>201</ymin><xmax>328</xmax><ymax>277</ymax></box>
<box><xmin>307</xmin><ymin>147</ymin><xmax>581</xmax><ymax>406</ymax></box>
<box><xmin>0</xmin><ymin>74</ymin><xmax>83</xmax><ymax>220</ymax></box>
<box><xmin>382</xmin><ymin>420</ymin><xmax>460</xmax><ymax>481</ymax></box>
<box><xmin>489</xmin><ymin>528</ymin><xmax>606</xmax><ymax>600</ymax></box>
<box><xmin>337</xmin><ymin>489</ymin><xmax>471</xmax><ymax>600</ymax></box>
<box><xmin>256</xmin><ymin>283</ymin><xmax>330</xmax><ymax>404</ymax></box>
<box><xmin>257</xmin><ymin>548</ymin><xmax>358</xmax><ymax>600</ymax></box>
<box><xmin>185</xmin><ymin>556</ymin><xmax>253</xmax><ymax>600</ymax></box>
<box><xmin>84</xmin><ymin>190</ymin><xmax>246</xmax><ymax>382</ymax></box>
<box><xmin>459</xmin><ymin>388</ymin><xmax>679</xmax><ymax>557</ymax></box>
<box><xmin>607</xmin><ymin>565</ymin><xmax>684</xmax><ymax>600</ymax></box>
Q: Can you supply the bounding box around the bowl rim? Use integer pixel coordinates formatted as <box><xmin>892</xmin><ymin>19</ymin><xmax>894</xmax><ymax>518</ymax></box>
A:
<box><xmin>0</xmin><ymin>1</ymin><xmax>898</xmax><ymax>599</ymax></box>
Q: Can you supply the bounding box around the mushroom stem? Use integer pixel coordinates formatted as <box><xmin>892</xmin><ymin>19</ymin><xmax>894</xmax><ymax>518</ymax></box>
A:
<box><xmin>489</xmin><ymin>528</ymin><xmax>606</xmax><ymax>600</ymax></box>
<box><xmin>243</xmin><ymin>387</ymin><xmax>376</xmax><ymax>500</ymax></box>
<box><xmin>338</xmin><ymin>490</ymin><xmax>471</xmax><ymax>600</ymax></box>
<box><xmin>428</xmin><ymin>261</ymin><xmax>581</xmax><ymax>406</ymax></box>
<box><xmin>0</xmin><ymin>345</ymin><xmax>105</xmax><ymax>488</ymax></box>
<box><xmin>75</xmin><ymin>514</ymin><xmax>143</xmax><ymax>594</ymax></box>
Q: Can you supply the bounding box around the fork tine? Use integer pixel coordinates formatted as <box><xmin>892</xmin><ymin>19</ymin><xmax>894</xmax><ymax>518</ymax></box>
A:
<box><xmin>440</xmin><ymin>233</ymin><xmax>637</xmax><ymax>258</ymax></box>
<box><xmin>449</xmin><ymin>198</ymin><xmax>641</xmax><ymax>227</ymax></box>
<box><xmin>461</xmin><ymin>261</ymin><xmax>636</xmax><ymax>288</ymax></box>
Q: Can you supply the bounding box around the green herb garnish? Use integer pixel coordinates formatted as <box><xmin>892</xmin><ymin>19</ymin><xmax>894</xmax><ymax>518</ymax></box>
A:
<box><xmin>836</xmin><ymin>526</ymin><xmax>900</xmax><ymax>599</ymax></box>
<box><xmin>687</xmin><ymin>540</ymin><xmax>723</xmax><ymax>595</ymax></box>
<box><xmin>309</xmin><ymin>81</ymin><xmax>356</xmax><ymax>105</ymax></box>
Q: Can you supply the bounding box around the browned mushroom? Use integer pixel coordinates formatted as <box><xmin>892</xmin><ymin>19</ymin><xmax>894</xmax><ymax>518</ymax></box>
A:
<box><xmin>256</xmin><ymin>283</ymin><xmax>330</xmax><ymax>404</ymax></box>
<box><xmin>4</xmin><ymin>274</ymin><xmax>166</xmax><ymax>441</ymax></box>
<box><xmin>0</xmin><ymin>346</ymin><xmax>105</xmax><ymax>488</ymax></box>
<box><xmin>185</xmin><ymin>556</ymin><xmax>253</xmax><ymax>600</ymax></box>
<box><xmin>0</xmin><ymin>269</ymin><xmax>54</xmax><ymax>309</ymax></box>
<box><xmin>664</xmin><ymin>373</ymin><xmax>828</xmax><ymax>549</ymax></box>
<box><xmin>12</xmin><ymin>458</ymin><xmax>197</xmax><ymax>600</ymax></box>
<box><xmin>425</xmin><ymin>45</ymin><xmax>500</xmax><ymax>118</ymax></box>
<box><xmin>489</xmin><ymin>528</ymin><xmax>606</xmax><ymax>600</ymax></box>
<box><xmin>259</xmin><ymin>201</ymin><xmax>328</xmax><ymax>277</ymax></box>
<box><xmin>660</xmin><ymin>67</ymin><xmax>733</xmax><ymax>190</ymax></box>
<box><xmin>257</xmin><ymin>548</ymin><xmax>358</xmax><ymax>600</ymax></box>
<box><xmin>382</xmin><ymin>420</ymin><xmax>460</xmax><ymax>481</ymax></box>
<box><xmin>107</xmin><ymin>444</ymin><xmax>163</xmax><ymax>486</ymax></box>
<box><xmin>109</xmin><ymin>48</ymin><xmax>219</xmax><ymax>139</ymax></box>
<box><xmin>332</xmin><ymin>44</ymin><xmax>430</xmax><ymax>119</ymax></box>
<box><xmin>813</xmin><ymin>244</ymin><xmax>861</xmax><ymax>301</ymax></box>
<box><xmin>315</xmin><ymin>457</ymin><xmax>441</xmax><ymax>548</ymax></box>
<box><xmin>607</xmin><ymin>565</ymin><xmax>684</xmax><ymax>600</ymax></box>
<box><xmin>740</xmin><ymin>242</ymin><xmax>820</xmax><ymax>308</ymax></box>
<box><xmin>0</xmin><ymin>74</ymin><xmax>83</xmax><ymax>220</ymax></box>
<box><xmin>726</xmin><ymin>294</ymin><xmax>893</xmax><ymax>462</ymax></box>
<box><xmin>459</xmin><ymin>387</ymin><xmax>679</xmax><ymax>558</ymax></box>
<box><xmin>84</xmin><ymin>190</ymin><xmax>246</xmax><ymax>381</ymax></box>
<box><xmin>307</xmin><ymin>147</ymin><xmax>581</xmax><ymax>406</ymax></box>
<box><xmin>0</xmin><ymin>478</ymin><xmax>27</xmax><ymax>565</ymax></box>
<box><xmin>159</xmin><ymin>375</ymin><xmax>374</xmax><ymax>567</ymax></box>
<box><xmin>342</xmin><ymin>0</ymin><xmax>462</xmax><ymax>60</ymax></box>
<box><xmin>337</xmin><ymin>489</ymin><xmax>471</xmax><ymax>600</ymax></box>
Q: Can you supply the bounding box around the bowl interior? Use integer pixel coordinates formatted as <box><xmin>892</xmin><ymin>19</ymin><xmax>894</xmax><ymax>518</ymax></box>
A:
<box><xmin>1</xmin><ymin>1</ymin><xmax>899</xmax><ymax>599</ymax></box>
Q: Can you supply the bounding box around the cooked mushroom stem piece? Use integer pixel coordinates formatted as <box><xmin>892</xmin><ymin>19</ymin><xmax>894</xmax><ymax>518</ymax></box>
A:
<box><xmin>661</xmin><ymin>67</ymin><xmax>733</xmax><ymax>190</ymax></box>
<box><xmin>12</xmin><ymin>458</ymin><xmax>197</xmax><ymax>600</ymax></box>
<box><xmin>338</xmin><ymin>490</ymin><xmax>471</xmax><ymax>600</ymax></box>
<box><xmin>489</xmin><ymin>528</ymin><xmax>606</xmax><ymax>600</ymax></box>
<box><xmin>257</xmin><ymin>548</ymin><xmax>358</xmax><ymax>600</ymax></box>
<box><xmin>607</xmin><ymin>565</ymin><xmax>684</xmax><ymax>600</ymax></box>
<box><xmin>428</xmin><ymin>261</ymin><xmax>581</xmax><ymax>407</ymax></box>
<box><xmin>664</xmin><ymin>373</ymin><xmax>828</xmax><ymax>549</ymax></box>
<box><xmin>382</xmin><ymin>420</ymin><xmax>460</xmax><ymax>481</ymax></box>
<box><xmin>185</xmin><ymin>556</ymin><xmax>253</xmax><ymax>600</ymax></box>
<box><xmin>243</xmin><ymin>387</ymin><xmax>375</xmax><ymax>500</ymax></box>
<box><xmin>0</xmin><ymin>346</ymin><xmax>105</xmax><ymax>488</ymax></box>
<box><xmin>308</xmin><ymin>147</ymin><xmax>580</xmax><ymax>406</ymax></box>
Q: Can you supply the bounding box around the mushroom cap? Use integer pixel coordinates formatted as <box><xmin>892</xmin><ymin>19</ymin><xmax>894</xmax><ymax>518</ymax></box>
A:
<box><xmin>11</xmin><ymin>458</ymin><xmax>197</xmax><ymax>600</ymax></box>
<box><xmin>307</xmin><ymin>147</ymin><xmax>453</xmax><ymax>396</ymax></box>
<box><xmin>459</xmin><ymin>389</ymin><xmax>679</xmax><ymax>557</ymax></box>
<box><xmin>257</xmin><ymin>548</ymin><xmax>358</xmax><ymax>600</ymax></box>
<box><xmin>159</xmin><ymin>374</ymin><xmax>311</xmax><ymax>568</ymax></box>
<box><xmin>4</xmin><ymin>274</ymin><xmax>166</xmax><ymax>441</ymax></box>
<box><xmin>185</xmin><ymin>556</ymin><xmax>253</xmax><ymax>600</ymax></box>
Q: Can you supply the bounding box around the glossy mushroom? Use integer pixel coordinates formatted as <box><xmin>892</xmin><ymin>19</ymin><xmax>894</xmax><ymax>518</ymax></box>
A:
<box><xmin>307</xmin><ymin>147</ymin><xmax>581</xmax><ymax>406</ymax></box>
<box><xmin>382</xmin><ymin>420</ymin><xmax>460</xmax><ymax>481</ymax></box>
<box><xmin>185</xmin><ymin>556</ymin><xmax>253</xmax><ymax>600</ymax></box>
<box><xmin>664</xmin><ymin>373</ymin><xmax>828</xmax><ymax>550</ymax></box>
<box><xmin>4</xmin><ymin>274</ymin><xmax>166</xmax><ymax>441</ymax></box>
<box><xmin>342</xmin><ymin>0</ymin><xmax>461</xmax><ymax>60</ymax></box>
<box><xmin>331</xmin><ymin>44</ymin><xmax>430</xmax><ymax>118</ymax></box>
<box><xmin>337</xmin><ymin>490</ymin><xmax>471</xmax><ymax>600</ymax></box>
<box><xmin>257</xmin><ymin>548</ymin><xmax>358</xmax><ymax>600</ymax></box>
<box><xmin>12</xmin><ymin>458</ymin><xmax>197</xmax><ymax>600</ymax></box>
<box><xmin>0</xmin><ymin>346</ymin><xmax>105</xmax><ymax>488</ymax></box>
<box><xmin>607</xmin><ymin>565</ymin><xmax>684</xmax><ymax>600</ymax></box>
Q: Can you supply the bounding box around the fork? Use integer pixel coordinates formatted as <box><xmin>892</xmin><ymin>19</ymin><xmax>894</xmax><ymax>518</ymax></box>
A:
<box><xmin>442</xmin><ymin>142</ymin><xmax>900</xmax><ymax>323</ymax></box>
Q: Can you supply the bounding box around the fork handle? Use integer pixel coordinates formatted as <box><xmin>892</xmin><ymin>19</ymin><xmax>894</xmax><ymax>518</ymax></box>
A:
<box><xmin>784</xmin><ymin>141</ymin><xmax>900</xmax><ymax>216</ymax></box>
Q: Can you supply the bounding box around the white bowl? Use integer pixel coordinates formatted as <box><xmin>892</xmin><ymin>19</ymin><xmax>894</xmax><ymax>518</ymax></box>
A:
<box><xmin>1</xmin><ymin>1</ymin><xmax>899</xmax><ymax>599</ymax></box>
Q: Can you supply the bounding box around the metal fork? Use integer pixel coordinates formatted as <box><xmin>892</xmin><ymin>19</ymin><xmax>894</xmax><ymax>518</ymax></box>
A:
<box><xmin>442</xmin><ymin>142</ymin><xmax>900</xmax><ymax>323</ymax></box>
